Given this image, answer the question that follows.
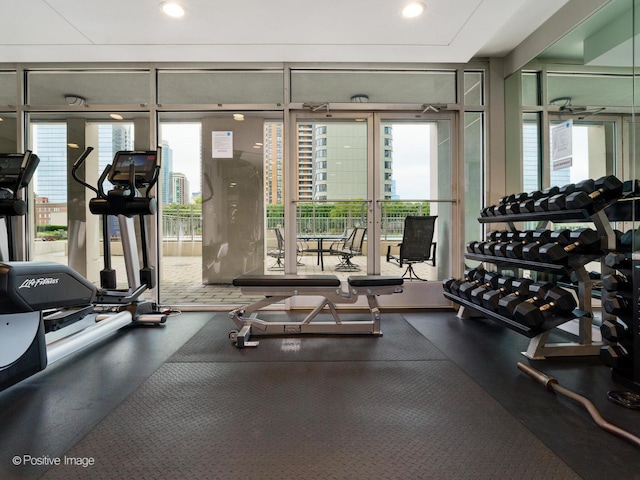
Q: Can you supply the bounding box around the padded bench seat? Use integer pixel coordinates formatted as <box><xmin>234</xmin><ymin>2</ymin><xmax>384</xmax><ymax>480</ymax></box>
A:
<box><xmin>229</xmin><ymin>274</ymin><xmax>403</xmax><ymax>347</ymax></box>
<box><xmin>347</xmin><ymin>275</ymin><xmax>404</xmax><ymax>288</ymax></box>
<box><xmin>233</xmin><ymin>274</ymin><xmax>341</xmax><ymax>288</ymax></box>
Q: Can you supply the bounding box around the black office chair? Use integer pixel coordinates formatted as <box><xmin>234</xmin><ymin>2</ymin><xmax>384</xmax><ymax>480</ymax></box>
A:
<box><xmin>386</xmin><ymin>215</ymin><xmax>437</xmax><ymax>280</ymax></box>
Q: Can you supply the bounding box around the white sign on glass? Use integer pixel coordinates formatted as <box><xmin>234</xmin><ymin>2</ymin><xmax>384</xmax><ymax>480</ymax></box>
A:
<box><xmin>212</xmin><ymin>131</ymin><xmax>233</xmax><ymax>158</ymax></box>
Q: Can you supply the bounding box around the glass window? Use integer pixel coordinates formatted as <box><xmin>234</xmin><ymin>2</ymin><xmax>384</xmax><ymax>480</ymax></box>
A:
<box><xmin>547</xmin><ymin>73</ymin><xmax>632</xmax><ymax>108</ymax></box>
<box><xmin>549</xmin><ymin>119</ymin><xmax>614</xmax><ymax>186</ymax></box>
<box><xmin>522</xmin><ymin>112</ymin><xmax>540</xmax><ymax>192</ymax></box>
<box><xmin>27</xmin><ymin>70</ymin><xmax>151</xmax><ymax>106</ymax></box>
<box><xmin>0</xmin><ymin>71</ymin><xmax>17</xmax><ymax>106</ymax></box>
<box><xmin>522</xmin><ymin>72</ymin><xmax>540</xmax><ymax>106</ymax></box>
<box><xmin>290</xmin><ymin>69</ymin><xmax>456</xmax><ymax>104</ymax></box>
<box><xmin>28</xmin><ymin>114</ymin><xmax>140</xmax><ymax>289</ymax></box>
<box><xmin>0</xmin><ymin>112</ymin><xmax>17</xmax><ymax>151</ymax></box>
<box><xmin>464</xmin><ymin>71</ymin><xmax>484</xmax><ymax>105</ymax></box>
<box><xmin>159</xmin><ymin>112</ymin><xmax>285</xmax><ymax>305</ymax></box>
<box><xmin>464</xmin><ymin>112</ymin><xmax>484</xmax><ymax>248</ymax></box>
<box><xmin>157</xmin><ymin>70</ymin><xmax>284</xmax><ymax>104</ymax></box>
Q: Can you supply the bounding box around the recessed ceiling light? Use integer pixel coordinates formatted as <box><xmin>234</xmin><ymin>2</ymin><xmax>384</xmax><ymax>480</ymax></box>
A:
<box><xmin>160</xmin><ymin>1</ymin><xmax>186</xmax><ymax>18</ymax></box>
<box><xmin>402</xmin><ymin>1</ymin><xmax>426</xmax><ymax>18</ymax></box>
<box><xmin>110</xmin><ymin>113</ymin><xmax>124</xmax><ymax>120</ymax></box>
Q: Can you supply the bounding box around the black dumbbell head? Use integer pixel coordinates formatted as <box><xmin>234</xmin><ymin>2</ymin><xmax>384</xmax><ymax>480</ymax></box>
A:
<box><xmin>603</xmin><ymin>296</ymin><xmax>632</xmax><ymax>317</ymax></box>
<box><xmin>600</xmin><ymin>344</ymin><xmax>632</xmax><ymax>370</ymax></box>
<box><xmin>566</xmin><ymin>175</ymin><xmax>623</xmax><ymax>210</ymax></box>
<box><xmin>594</xmin><ymin>175</ymin><xmax>624</xmax><ymax>197</ymax></box>
<box><xmin>574</xmin><ymin>178</ymin><xmax>595</xmax><ymax>194</ymax></box>
<box><xmin>604</xmin><ymin>252</ymin><xmax>631</xmax><ymax>270</ymax></box>
<box><xmin>558</xmin><ymin>183</ymin><xmax>576</xmax><ymax>195</ymax></box>
<box><xmin>567</xmin><ymin>228</ymin><xmax>601</xmax><ymax>252</ymax></box>
<box><xmin>547</xmin><ymin>193</ymin><xmax>567</xmax><ymax>211</ymax></box>
<box><xmin>442</xmin><ymin>277</ymin><xmax>456</xmax><ymax>293</ymax></box>
<box><xmin>459</xmin><ymin>272</ymin><xmax>501</xmax><ymax>300</ymax></box>
<box><xmin>542</xmin><ymin>287</ymin><xmax>577</xmax><ymax>312</ymax></box>
<box><xmin>469</xmin><ymin>274</ymin><xmax>503</xmax><ymax>304</ymax></box>
<box><xmin>500</xmin><ymin>282</ymin><xmax>553</xmax><ymax>317</ymax></box>
<box><xmin>600</xmin><ymin>319</ymin><xmax>630</xmax><ymax>343</ymax></box>
<box><xmin>602</xmin><ymin>274</ymin><xmax>631</xmax><ymax>292</ymax></box>
<box><xmin>496</xmin><ymin>279</ymin><xmax>534</xmax><ymax>317</ymax></box>
<box><xmin>533</xmin><ymin>197</ymin><xmax>550</xmax><ymax>212</ymax></box>
<box><xmin>513</xmin><ymin>287</ymin><xmax>576</xmax><ymax>327</ymax></box>
<box><xmin>518</xmin><ymin>198</ymin><xmax>536</xmax><ymax>213</ymax></box>
<box><xmin>512</xmin><ymin>301</ymin><xmax>546</xmax><ymax>328</ymax></box>
<box><xmin>549</xmin><ymin>229</ymin><xmax>571</xmax><ymax>244</ymax></box>
<box><xmin>539</xmin><ymin>229</ymin><xmax>600</xmax><ymax>264</ymax></box>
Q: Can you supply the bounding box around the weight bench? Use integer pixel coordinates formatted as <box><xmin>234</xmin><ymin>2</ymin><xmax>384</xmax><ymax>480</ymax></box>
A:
<box><xmin>228</xmin><ymin>274</ymin><xmax>403</xmax><ymax>347</ymax></box>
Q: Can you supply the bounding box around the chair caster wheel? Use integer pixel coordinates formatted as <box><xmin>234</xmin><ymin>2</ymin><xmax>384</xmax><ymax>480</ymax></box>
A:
<box><xmin>228</xmin><ymin>330</ymin><xmax>238</xmax><ymax>344</ymax></box>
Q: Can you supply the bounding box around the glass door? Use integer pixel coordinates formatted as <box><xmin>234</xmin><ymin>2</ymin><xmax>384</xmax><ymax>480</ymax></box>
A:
<box><xmin>375</xmin><ymin>114</ymin><xmax>455</xmax><ymax>307</ymax></box>
<box><xmin>290</xmin><ymin>114</ymin><xmax>371</xmax><ymax>276</ymax></box>
<box><xmin>289</xmin><ymin>112</ymin><xmax>456</xmax><ymax>308</ymax></box>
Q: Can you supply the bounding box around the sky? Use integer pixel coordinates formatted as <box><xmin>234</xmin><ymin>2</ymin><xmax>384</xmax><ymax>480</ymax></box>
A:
<box><xmin>159</xmin><ymin>122</ymin><xmax>433</xmax><ymax>200</ymax></box>
<box><xmin>160</xmin><ymin>123</ymin><xmax>202</xmax><ymax>194</ymax></box>
<box><xmin>390</xmin><ymin>124</ymin><xmax>432</xmax><ymax>199</ymax></box>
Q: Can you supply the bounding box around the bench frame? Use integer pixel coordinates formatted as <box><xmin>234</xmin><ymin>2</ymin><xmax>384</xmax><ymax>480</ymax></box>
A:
<box><xmin>228</xmin><ymin>275</ymin><xmax>403</xmax><ymax>347</ymax></box>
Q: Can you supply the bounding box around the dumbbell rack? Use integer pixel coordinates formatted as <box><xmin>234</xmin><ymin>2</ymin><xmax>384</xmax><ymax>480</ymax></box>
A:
<box><xmin>603</xmin><ymin>196</ymin><xmax>640</xmax><ymax>392</ymax></box>
<box><xmin>455</xmin><ymin>203</ymin><xmax>617</xmax><ymax>359</ymax></box>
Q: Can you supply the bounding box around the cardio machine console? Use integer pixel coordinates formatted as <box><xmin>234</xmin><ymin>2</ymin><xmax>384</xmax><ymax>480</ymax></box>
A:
<box><xmin>0</xmin><ymin>153</ymin><xmax>40</xmax><ymax>190</ymax></box>
<box><xmin>108</xmin><ymin>151</ymin><xmax>157</xmax><ymax>188</ymax></box>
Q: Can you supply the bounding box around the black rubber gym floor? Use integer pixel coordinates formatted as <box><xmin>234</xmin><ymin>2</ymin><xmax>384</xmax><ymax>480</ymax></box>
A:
<box><xmin>0</xmin><ymin>310</ymin><xmax>639</xmax><ymax>479</ymax></box>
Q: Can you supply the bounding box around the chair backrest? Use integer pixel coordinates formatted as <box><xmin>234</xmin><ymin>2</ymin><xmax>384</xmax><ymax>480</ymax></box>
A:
<box><xmin>401</xmin><ymin>216</ymin><xmax>437</xmax><ymax>261</ymax></box>
<box><xmin>348</xmin><ymin>227</ymin><xmax>367</xmax><ymax>253</ymax></box>
<box><xmin>274</xmin><ymin>227</ymin><xmax>284</xmax><ymax>250</ymax></box>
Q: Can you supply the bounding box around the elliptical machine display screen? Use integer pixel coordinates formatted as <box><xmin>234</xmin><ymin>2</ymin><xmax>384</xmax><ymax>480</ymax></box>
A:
<box><xmin>0</xmin><ymin>153</ymin><xmax>39</xmax><ymax>190</ymax></box>
<box><xmin>109</xmin><ymin>151</ymin><xmax>157</xmax><ymax>186</ymax></box>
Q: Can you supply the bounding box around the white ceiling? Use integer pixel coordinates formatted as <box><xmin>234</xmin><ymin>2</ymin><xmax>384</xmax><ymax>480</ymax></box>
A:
<box><xmin>0</xmin><ymin>0</ymin><xmax>569</xmax><ymax>64</ymax></box>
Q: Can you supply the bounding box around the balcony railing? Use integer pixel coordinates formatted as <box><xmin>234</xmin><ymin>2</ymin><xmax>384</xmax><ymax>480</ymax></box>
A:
<box><xmin>159</xmin><ymin>201</ymin><xmax>430</xmax><ymax>240</ymax></box>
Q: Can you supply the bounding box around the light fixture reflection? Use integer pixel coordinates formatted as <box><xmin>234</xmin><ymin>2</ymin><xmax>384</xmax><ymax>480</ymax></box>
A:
<box><xmin>160</xmin><ymin>1</ymin><xmax>186</xmax><ymax>18</ymax></box>
<box><xmin>110</xmin><ymin>113</ymin><xmax>124</xmax><ymax>120</ymax></box>
<box><xmin>402</xmin><ymin>1</ymin><xmax>426</xmax><ymax>18</ymax></box>
<box><xmin>233</xmin><ymin>113</ymin><xmax>245</xmax><ymax>121</ymax></box>
<box><xmin>67</xmin><ymin>143</ymin><xmax>80</xmax><ymax>149</ymax></box>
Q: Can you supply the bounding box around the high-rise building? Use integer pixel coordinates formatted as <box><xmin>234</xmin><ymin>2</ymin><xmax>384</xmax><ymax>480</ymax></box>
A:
<box><xmin>297</xmin><ymin>123</ymin><xmax>314</xmax><ymax>201</ymax></box>
<box><xmin>264</xmin><ymin>122</ymin><xmax>284</xmax><ymax>205</ymax></box>
<box><xmin>32</xmin><ymin>123</ymin><xmax>68</xmax><ymax>203</ymax></box>
<box><xmin>161</xmin><ymin>140</ymin><xmax>174</xmax><ymax>204</ymax></box>
<box><xmin>172</xmin><ymin>172</ymin><xmax>189</xmax><ymax>205</ymax></box>
<box><xmin>33</xmin><ymin>123</ymin><xmax>134</xmax><ymax>203</ymax></box>
<box><xmin>263</xmin><ymin>121</ymin><xmax>394</xmax><ymax>204</ymax></box>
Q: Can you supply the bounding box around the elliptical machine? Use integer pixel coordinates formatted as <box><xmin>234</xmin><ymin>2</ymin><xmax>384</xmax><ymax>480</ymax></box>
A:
<box><xmin>0</xmin><ymin>147</ymin><xmax>167</xmax><ymax>393</ymax></box>
<box><xmin>0</xmin><ymin>151</ymin><xmax>40</xmax><ymax>261</ymax></box>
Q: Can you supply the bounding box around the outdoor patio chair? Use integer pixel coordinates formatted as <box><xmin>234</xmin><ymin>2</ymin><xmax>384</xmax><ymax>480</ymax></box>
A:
<box><xmin>386</xmin><ymin>215</ymin><xmax>437</xmax><ymax>280</ymax></box>
<box><xmin>267</xmin><ymin>228</ymin><xmax>304</xmax><ymax>270</ymax></box>
<box><xmin>329</xmin><ymin>226</ymin><xmax>366</xmax><ymax>271</ymax></box>
<box><xmin>267</xmin><ymin>228</ymin><xmax>285</xmax><ymax>270</ymax></box>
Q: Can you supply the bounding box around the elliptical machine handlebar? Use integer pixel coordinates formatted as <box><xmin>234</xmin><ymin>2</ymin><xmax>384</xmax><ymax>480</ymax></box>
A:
<box><xmin>97</xmin><ymin>163</ymin><xmax>112</xmax><ymax>199</ymax></box>
<box><xmin>147</xmin><ymin>146</ymin><xmax>161</xmax><ymax>198</ymax></box>
<box><xmin>71</xmin><ymin>147</ymin><xmax>98</xmax><ymax>197</ymax></box>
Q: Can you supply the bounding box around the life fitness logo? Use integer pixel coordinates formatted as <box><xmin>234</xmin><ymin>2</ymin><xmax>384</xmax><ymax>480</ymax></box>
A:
<box><xmin>19</xmin><ymin>277</ymin><xmax>60</xmax><ymax>289</ymax></box>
